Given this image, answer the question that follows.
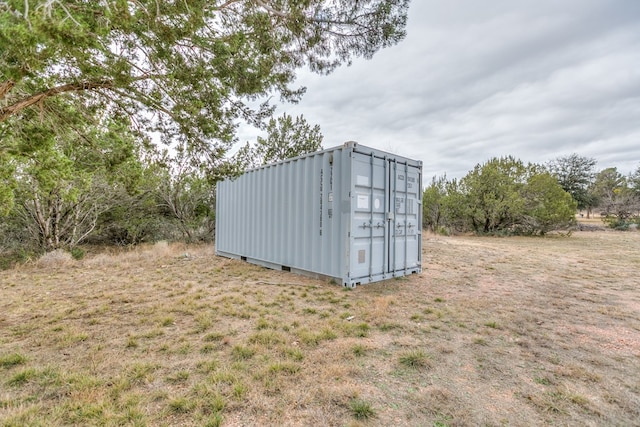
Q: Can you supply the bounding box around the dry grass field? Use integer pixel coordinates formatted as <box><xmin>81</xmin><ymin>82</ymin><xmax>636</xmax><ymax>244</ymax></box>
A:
<box><xmin>1</xmin><ymin>231</ymin><xmax>639</xmax><ymax>426</ymax></box>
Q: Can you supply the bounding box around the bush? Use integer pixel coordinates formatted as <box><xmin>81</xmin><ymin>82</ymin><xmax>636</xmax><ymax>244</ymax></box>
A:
<box><xmin>71</xmin><ymin>247</ymin><xmax>85</xmax><ymax>260</ymax></box>
<box><xmin>424</xmin><ymin>158</ymin><xmax>577</xmax><ymax>236</ymax></box>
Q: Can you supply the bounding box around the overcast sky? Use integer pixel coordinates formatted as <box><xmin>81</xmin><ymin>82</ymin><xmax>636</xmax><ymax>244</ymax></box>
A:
<box><xmin>240</xmin><ymin>0</ymin><xmax>640</xmax><ymax>182</ymax></box>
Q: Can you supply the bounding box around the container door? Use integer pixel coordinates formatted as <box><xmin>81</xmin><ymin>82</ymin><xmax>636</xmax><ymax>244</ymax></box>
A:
<box><xmin>351</xmin><ymin>153</ymin><xmax>387</xmax><ymax>280</ymax></box>
<box><xmin>388</xmin><ymin>160</ymin><xmax>421</xmax><ymax>274</ymax></box>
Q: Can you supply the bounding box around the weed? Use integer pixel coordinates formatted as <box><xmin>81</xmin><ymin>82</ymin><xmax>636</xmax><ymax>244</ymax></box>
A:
<box><xmin>141</xmin><ymin>328</ymin><xmax>165</xmax><ymax>338</ymax></box>
<box><xmin>232</xmin><ymin>382</ymin><xmax>248</xmax><ymax>399</ymax></box>
<box><xmin>166</xmin><ymin>370</ymin><xmax>190</xmax><ymax>383</ymax></box>
<box><xmin>194</xmin><ymin>312</ymin><xmax>215</xmax><ymax>332</ymax></box>
<box><xmin>534</xmin><ymin>376</ymin><xmax>552</xmax><ymax>386</ymax></box>
<box><xmin>196</xmin><ymin>360</ymin><xmax>218</xmax><ymax>373</ymax></box>
<box><xmin>399</xmin><ymin>350</ymin><xmax>431</xmax><ymax>369</ymax></box>
<box><xmin>540</xmin><ymin>391</ymin><xmax>569</xmax><ymax>414</ymax></box>
<box><xmin>160</xmin><ymin>316</ymin><xmax>174</xmax><ymax>327</ymax></box>
<box><xmin>231</xmin><ymin>345</ymin><xmax>255</xmax><ymax>361</ymax></box>
<box><xmin>297</xmin><ymin>328</ymin><xmax>337</xmax><ymax>346</ymax></box>
<box><xmin>55</xmin><ymin>330</ymin><xmax>89</xmax><ymax>347</ymax></box>
<box><xmin>256</xmin><ymin>318</ymin><xmax>271</xmax><ymax>330</ymax></box>
<box><xmin>210</xmin><ymin>370</ymin><xmax>238</xmax><ymax>385</ymax></box>
<box><xmin>70</xmin><ymin>247</ymin><xmax>85</xmax><ymax>260</ymax></box>
<box><xmin>126</xmin><ymin>336</ymin><xmax>139</xmax><ymax>349</ymax></box>
<box><xmin>378</xmin><ymin>323</ymin><xmax>401</xmax><ymax>331</ymax></box>
<box><xmin>127</xmin><ymin>363</ymin><xmax>158</xmax><ymax>384</ymax></box>
<box><xmin>434</xmin><ymin>418</ymin><xmax>452</xmax><ymax>427</ymax></box>
<box><xmin>0</xmin><ymin>353</ymin><xmax>27</xmax><ymax>368</ymax></box>
<box><xmin>267</xmin><ymin>361</ymin><xmax>301</xmax><ymax>376</ymax></box>
<box><xmin>177</xmin><ymin>343</ymin><xmax>192</xmax><ymax>354</ymax></box>
<box><xmin>283</xmin><ymin>347</ymin><xmax>305</xmax><ymax>361</ymax></box>
<box><xmin>248</xmin><ymin>330</ymin><xmax>285</xmax><ymax>347</ymax></box>
<box><xmin>168</xmin><ymin>397</ymin><xmax>195</xmax><ymax>413</ymax></box>
<box><xmin>569</xmin><ymin>393</ymin><xmax>589</xmax><ymax>407</ymax></box>
<box><xmin>320</xmin><ymin>328</ymin><xmax>338</xmax><ymax>340</ymax></box>
<box><xmin>349</xmin><ymin>399</ymin><xmax>376</xmax><ymax>420</ymax></box>
<box><xmin>65</xmin><ymin>401</ymin><xmax>106</xmax><ymax>424</ymax></box>
<box><xmin>203</xmin><ymin>413</ymin><xmax>224</xmax><ymax>427</ymax></box>
<box><xmin>203</xmin><ymin>332</ymin><xmax>225</xmax><ymax>342</ymax></box>
<box><xmin>7</xmin><ymin>368</ymin><xmax>37</xmax><ymax>386</ymax></box>
<box><xmin>484</xmin><ymin>321</ymin><xmax>498</xmax><ymax>329</ymax></box>
<box><xmin>352</xmin><ymin>344</ymin><xmax>367</xmax><ymax>357</ymax></box>
<box><xmin>206</xmin><ymin>393</ymin><xmax>226</xmax><ymax>413</ymax></box>
<box><xmin>343</xmin><ymin>322</ymin><xmax>370</xmax><ymax>337</ymax></box>
<box><xmin>434</xmin><ymin>297</ymin><xmax>445</xmax><ymax>303</ymax></box>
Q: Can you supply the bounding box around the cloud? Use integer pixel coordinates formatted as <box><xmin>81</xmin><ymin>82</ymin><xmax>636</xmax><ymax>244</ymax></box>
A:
<box><xmin>240</xmin><ymin>0</ymin><xmax>640</xmax><ymax>181</ymax></box>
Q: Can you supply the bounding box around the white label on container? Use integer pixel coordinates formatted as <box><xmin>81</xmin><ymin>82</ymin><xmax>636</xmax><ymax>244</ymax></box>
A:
<box><xmin>328</xmin><ymin>192</ymin><xmax>333</xmax><ymax>202</ymax></box>
<box><xmin>374</xmin><ymin>198</ymin><xmax>380</xmax><ymax>209</ymax></box>
<box><xmin>356</xmin><ymin>175</ymin><xmax>369</xmax><ymax>187</ymax></box>
<box><xmin>357</xmin><ymin>195</ymin><xmax>369</xmax><ymax>209</ymax></box>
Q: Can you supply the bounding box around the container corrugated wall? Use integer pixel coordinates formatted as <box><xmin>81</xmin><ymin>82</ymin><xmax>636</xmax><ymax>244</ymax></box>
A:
<box><xmin>215</xmin><ymin>142</ymin><xmax>422</xmax><ymax>287</ymax></box>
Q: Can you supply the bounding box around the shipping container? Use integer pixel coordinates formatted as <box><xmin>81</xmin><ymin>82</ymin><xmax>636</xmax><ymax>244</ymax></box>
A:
<box><xmin>215</xmin><ymin>141</ymin><xmax>422</xmax><ymax>287</ymax></box>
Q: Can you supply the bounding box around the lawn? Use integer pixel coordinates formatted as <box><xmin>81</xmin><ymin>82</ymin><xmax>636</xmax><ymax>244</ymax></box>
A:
<box><xmin>1</xmin><ymin>232</ymin><xmax>639</xmax><ymax>426</ymax></box>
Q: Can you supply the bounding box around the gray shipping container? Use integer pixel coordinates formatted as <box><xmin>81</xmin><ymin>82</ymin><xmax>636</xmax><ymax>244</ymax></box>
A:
<box><xmin>215</xmin><ymin>142</ymin><xmax>422</xmax><ymax>287</ymax></box>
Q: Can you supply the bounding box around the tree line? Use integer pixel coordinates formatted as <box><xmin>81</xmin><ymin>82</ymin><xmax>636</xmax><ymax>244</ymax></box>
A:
<box><xmin>423</xmin><ymin>154</ymin><xmax>640</xmax><ymax>235</ymax></box>
<box><xmin>0</xmin><ymin>113</ymin><xmax>322</xmax><ymax>265</ymax></box>
<box><xmin>2</xmin><ymin>1</ymin><xmax>638</xmax><ymax>268</ymax></box>
<box><xmin>0</xmin><ymin>0</ymin><xmax>407</xmax><ymax>265</ymax></box>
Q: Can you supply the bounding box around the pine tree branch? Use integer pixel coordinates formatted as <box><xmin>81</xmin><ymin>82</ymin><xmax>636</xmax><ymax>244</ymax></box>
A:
<box><xmin>0</xmin><ymin>80</ymin><xmax>114</xmax><ymax>122</ymax></box>
<box><xmin>0</xmin><ymin>80</ymin><xmax>16</xmax><ymax>101</ymax></box>
<box><xmin>253</xmin><ymin>0</ymin><xmax>289</xmax><ymax>18</ymax></box>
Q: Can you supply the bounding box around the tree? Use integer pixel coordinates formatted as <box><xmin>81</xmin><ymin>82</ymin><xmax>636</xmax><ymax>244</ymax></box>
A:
<box><xmin>154</xmin><ymin>146</ymin><xmax>216</xmax><ymax>242</ymax></box>
<box><xmin>628</xmin><ymin>165</ymin><xmax>640</xmax><ymax>197</ymax></box>
<box><xmin>461</xmin><ymin>156</ymin><xmax>528</xmax><ymax>233</ymax></box>
<box><xmin>593</xmin><ymin>168</ymin><xmax>626</xmax><ymax>215</ymax></box>
<box><xmin>5</xmin><ymin>107</ymin><xmax>143</xmax><ymax>250</ymax></box>
<box><xmin>521</xmin><ymin>172</ymin><xmax>577</xmax><ymax>235</ymax></box>
<box><xmin>439</xmin><ymin>178</ymin><xmax>470</xmax><ymax>233</ymax></box>
<box><xmin>256</xmin><ymin>113</ymin><xmax>323</xmax><ymax>165</ymax></box>
<box><xmin>427</xmin><ymin>156</ymin><xmax>578</xmax><ymax>235</ymax></box>
<box><xmin>237</xmin><ymin>113</ymin><xmax>323</xmax><ymax>169</ymax></box>
<box><xmin>0</xmin><ymin>152</ymin><xmax>14</xmax><ymax>216</ymax></box>
<box><xmin>547</xmin><ymin>153</ymin><xmax>596</xmax><ymax>217</ymax></box>
<box><xmin>592</xmin><ymin>167</ymin><xmax>638</xmax><ymax>228</ymax></box>
<box><xmin>422</xmin><ymin>175</ymin><xmax>447</xmax><ymax>232</ymax></box>
<box><xmin>0</xmin><ymin>0</ymin><xmax>409</xmax><ymax>161</ymax></box>
<box><xmin>93</xmin><ymin>163</ymin><xmax>166</xmax><ymax>246</ymax></box>
<box><xmin>627</xmin><ymin>165</ymin><xmax>640</xmax><ymax>222</ymax></box>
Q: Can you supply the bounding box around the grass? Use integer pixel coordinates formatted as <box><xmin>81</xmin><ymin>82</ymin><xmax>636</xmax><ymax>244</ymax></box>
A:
<box><xmin>349</xmin><ymin>398</ymin><xmax>376</xmax><ymax>420</ymax></box>
<box><xmin>1</xmin><ymin>232</ymin><xmax>639</xmax><ymax>426</ymax></box>
<box><xmin>6</xmin><ymin>367</ymin><xmax>37</xmax><ymax>386</ymax></box>
<box><xmin>231</xmin><ymin>345</ymin><xmax>255</xmax><ymax>361</ymax></box>
<box><xmin>167</xmin><ymin>397</ymin><xmax>195</xmax><ymax>413</ymax></box>
<box><xmin>398</xmin><ymin>349</ymin><xmax>431</xmax><ymax>369</ymax></box>
<box><xmin>351</xmin><ymin>344</ymin><xmax>367</xmax><ymax>357</ymax></box>
<box><xmin>0</xmin><ymin>352</ymin><xmax>27</xmax><ymax>368</ymax></box>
